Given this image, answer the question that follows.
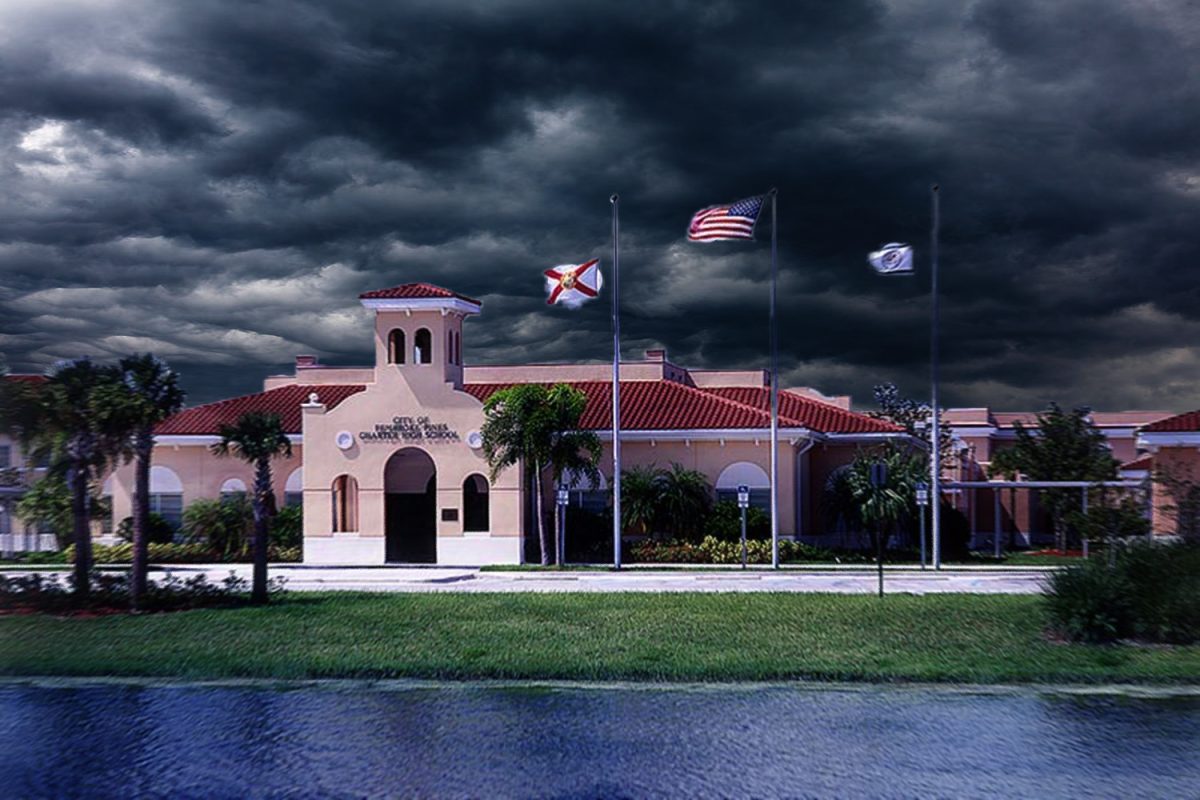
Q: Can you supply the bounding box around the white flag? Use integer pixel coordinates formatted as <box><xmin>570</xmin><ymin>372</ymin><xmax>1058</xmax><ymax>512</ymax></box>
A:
<box><xmin>544</xmin><ymin>258</ymin><xmax>603</xmax><ymax>308</ymax></box>
<box><xmin>867</xmin><ymin>243</ymin><xmax>914</xmax><ymax>276</ymax></box>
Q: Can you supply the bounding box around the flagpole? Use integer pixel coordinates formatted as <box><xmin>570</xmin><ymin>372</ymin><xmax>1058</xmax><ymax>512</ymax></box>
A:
<box><xmin>769</xmin><ymin>188</ymin><xmax>780</xmax><ymax>570</ymax></box>
<box><xmin>610</xmin><ymin>193</ymin><xmax>622</xmax><ymax>570</ymax></box>
<box><xmin>930</xmin><ymin>184</ymin><xmax>942</xmax><ymax>570</ymax></box>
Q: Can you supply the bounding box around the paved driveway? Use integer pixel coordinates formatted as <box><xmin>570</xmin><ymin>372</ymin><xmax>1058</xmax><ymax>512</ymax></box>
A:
<box><xmin>4</xmin><ymin>565</ymin><xmax>1052</xmax><ymax>594</ymax></box>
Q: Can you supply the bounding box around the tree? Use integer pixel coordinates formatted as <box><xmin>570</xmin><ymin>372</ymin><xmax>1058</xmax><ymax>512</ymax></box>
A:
<box><xmin>989</xmin><ymin>403</ymin><xmax>1118</xmax><ymax>551</ymax></box>
<box><xmin>112</xmin><ymin>354</ymin><xmax>185</xmax><ymax>610</ymax></box>
<box><xmin>211</xmin><ymin>411</ymin><xmax>292</xmax><ymax>603</ymax></box>
<box><xmin>14</xmin><ymin>474</ymin><xmax>74</xmax><ymax>549</ymax></box>
<box><xmin>869</xmin><ymin>383</ymin><xmax>956</xmax><ymax>466</ymax></box>
<box><xmin>541</xmin><ymin>384</ymin><xmax>602</xmax><ymax>566</ymax></box>
<box><xmin>481</xmin><ymin>383</ymin><xmax>600</xmax><ymax>566</ymax></box>
<box><xmin>5</xmin><ymin>359</ymin><xmax>127</xmax><ymax>600</ymax></box>
<box><xmin>822</xmin><ymin>443</ymin><xmax>927</xmax><ymax>552</ymax></box>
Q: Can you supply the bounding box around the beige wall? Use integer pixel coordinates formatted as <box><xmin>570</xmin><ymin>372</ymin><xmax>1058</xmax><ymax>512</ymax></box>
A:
<box><xmin>107</xmin><ymin>442</ymin><xmax>303</xmax><ymax>525</ymax></box>
<box><xmin>301</xmin><ymin>306</ymin><xmax>522</xmax><ymax>563</ymax></box>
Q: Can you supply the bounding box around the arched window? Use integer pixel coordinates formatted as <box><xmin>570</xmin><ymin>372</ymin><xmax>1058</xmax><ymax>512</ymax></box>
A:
<box><xmin>715</xmin><ymin>461</ymin><xmax>770</xmax><ymax>511</ymax></box>
<box><xmin>220</xmin><ymin>478</ymin><xmax>247</xmax><ymax>503</ymax></box>
<box><xmin>284</xmin><ymin>468</ymin><xmax>303</xmax><ymax>508</ymax></box>
<box><xmin>414</xmin><ymin>328</ymin><xmax>432</xmax><ymax>364</ymax></box>
<box><xmin>388</xmin><ymin>329</ymin><xmax>406</xmax><ymax>364</ymax></box>
<box><xmin>463</xmin><ymin>474</ymin><xmax>489</xmax><ymax>532</ymax></box>
<box><xmin>332</xmin><ymin>475</ymin><xmax>359</xmax><ymax>533</ymax></box>
<box><xmin>149</xmin><ymin>465</ymin><xmax>185</xmax><ymax>530</ymax></box>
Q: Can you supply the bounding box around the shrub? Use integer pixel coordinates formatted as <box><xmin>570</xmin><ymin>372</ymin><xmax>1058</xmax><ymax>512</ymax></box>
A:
<box><xmin>180</xmin><ymin>497</ymin><xmax>253</xmax><ymax>558</ymax></box>
<box><xmin>628</xmin><ymin>539</ymin><xmax>711</xmax><ymax>563</ymax></box>
<box><xmin>627</xmin><ymin>536</ymin><xmax>838</xmax><ymax>565</ymax></box>
<box><xmin>703</xmin><ymin>501</ymin><xmax>769</xmax><ymax>543</ymax></box>
<box><xmin>271</xmin><ymin>505</ymin><xmax>303</xmax><ymax>550</ymax></box>
<box><xmin>116</xmin><ymin>513</ymin><xmax>175</xmax><ymax>545</ymax></box>
<box><xmin>1043</xmin><ymin>541</ymin><xmax>1200</xmax><ymax>644</ymax></box>
<box><xmin>0</xmin><ymin>569</ymin><xmax>287</xmax><ymax>613</ymax></box>
<box><xmin>564</xmin><ymin>506</ymin><xmax>613</xmax><ymax>563</ymax></box>
<box><xmin>64</xmin><ymin>541</ymin><xmax>302</xmax><ymax>564</ymax></box>
<box><xmin>1042</xmin><ymin>558</ymin><xmax>1134</xmax><ymax>643</ymax></box>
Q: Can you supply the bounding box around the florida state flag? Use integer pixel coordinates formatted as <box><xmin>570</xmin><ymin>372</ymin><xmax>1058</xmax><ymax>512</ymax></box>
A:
<box><xmin>544</xmin><ymin>258</ymin><xmax>603</xmax><ymax>308</ymax></box>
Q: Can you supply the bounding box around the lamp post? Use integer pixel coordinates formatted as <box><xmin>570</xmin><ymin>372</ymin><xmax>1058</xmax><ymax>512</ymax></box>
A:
<box><xmin>915</xmin><ymin>481</ymin><xmax>929</xmax><ymax>570</ymax></box>
<box><xmin>556</xmin><ymin>486</ymin><xmax>570</xmax><ymax>567</ymax></box>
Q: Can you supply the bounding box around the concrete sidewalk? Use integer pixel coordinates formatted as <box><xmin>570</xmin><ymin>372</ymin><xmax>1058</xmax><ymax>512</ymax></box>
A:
<box><xmin>3</xmin><ymin>564</ymin><xmax>1052</xmax><ymax>594</ymax></box>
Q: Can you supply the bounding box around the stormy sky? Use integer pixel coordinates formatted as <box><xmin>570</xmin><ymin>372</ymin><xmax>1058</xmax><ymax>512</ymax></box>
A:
<box><xmin>2</xmin><ymin>0</ymin><xmax>1199</xmax><ymax>411</ymax></box>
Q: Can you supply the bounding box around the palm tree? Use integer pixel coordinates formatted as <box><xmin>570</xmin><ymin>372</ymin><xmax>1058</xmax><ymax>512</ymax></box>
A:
<box><xmin>7</xmin><ymin>359</ymin><xmax>125</xmax><ymax>600</ymax></box>
<box><xmin>211</xmin><ymin>411</ymin><xmax>292</xmax><ymax>603</ymax></box>
<box><xmin>822</xmin><ymin>442</ymin><xmax>925</xmax><ymax>553</ymax></box>
<box><xmin>481</xmin><ymin>383</ymin><xmax>600</xmax><ymax>566</ymax></box>
<box><xmin>116</xmin><ymin>354</ymin><xmax>185</xmax><ymax>610</ymax></box>
<box><xmin>656</xmin><ymin>463</ymin><xmax>712</xmax><ymax>540</ymax></box>
<box><xmin>620</xmin><ymin>465</ymin><xmax>663</xmax><ymax>537</ymax></box>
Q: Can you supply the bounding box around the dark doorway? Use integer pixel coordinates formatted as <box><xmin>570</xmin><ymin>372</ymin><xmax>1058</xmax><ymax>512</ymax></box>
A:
<box><xmin>384</xmin><ymin>448</ymin><xmax>437</xmax><ymax>563</ymax></box>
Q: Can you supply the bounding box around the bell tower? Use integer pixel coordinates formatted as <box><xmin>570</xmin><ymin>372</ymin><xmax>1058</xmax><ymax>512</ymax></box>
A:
<box><xmin>359</xmin><ymin>283</ymin><xmax>482</xmax><ymax>389</ymax></box>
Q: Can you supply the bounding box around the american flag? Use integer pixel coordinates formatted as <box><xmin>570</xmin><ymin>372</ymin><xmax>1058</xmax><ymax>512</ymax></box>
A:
<box><xmin>687</xmin><ymin>195</ymin><xmax>764</xmax><ymax>242</ymax></box>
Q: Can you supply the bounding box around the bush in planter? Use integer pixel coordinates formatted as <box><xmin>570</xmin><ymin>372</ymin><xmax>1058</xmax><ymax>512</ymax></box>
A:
<box><xmin>628</xmin><ymin>539</ymin><xmax>711</xmax><ymax>563</ymax></box>
<box><xmin>116</xmin><ymin>513</ymin><xmax>175</xmax><ymax>545</ymax></box>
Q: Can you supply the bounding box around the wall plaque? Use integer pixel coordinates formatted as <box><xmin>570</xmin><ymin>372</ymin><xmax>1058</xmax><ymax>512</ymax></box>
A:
<box><xmin>359</xmin><ymin>416</ymin><xmax>461</xmax><ymax>444</ymax></box>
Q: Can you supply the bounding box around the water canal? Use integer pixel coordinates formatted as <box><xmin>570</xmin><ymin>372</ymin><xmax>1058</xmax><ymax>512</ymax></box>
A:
<box><xmin>2</xmin><ymin>680</ymin><xmax>1197</xmax><ymax>798</ymax></box>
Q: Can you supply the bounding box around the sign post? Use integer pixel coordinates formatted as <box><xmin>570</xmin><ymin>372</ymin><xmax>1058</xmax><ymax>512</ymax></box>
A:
<box><xmin>556</xmin><ymin>486</ymin><xmax>570</xmax><ymax>568</ymax></box>
<box><xmin>915</xmin><ymin>481</ymin><xmax>929</xmax><ymax>571</ymax></box>
<box><xmin>869</xmin><ymin>463</ymin><xmax>888</xmax><ymax>597</ymax></box>
<box><xmin>737</xmin><ymin>484</ymin><xmax>750</xmax><ymax>569</ymax></box>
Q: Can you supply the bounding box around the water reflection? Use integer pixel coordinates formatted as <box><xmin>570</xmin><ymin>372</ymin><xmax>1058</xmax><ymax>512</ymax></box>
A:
<box><xmin>1</xmin><ymin>681</ymin><xmax>1196</xmax><ymax>799</ymax></box>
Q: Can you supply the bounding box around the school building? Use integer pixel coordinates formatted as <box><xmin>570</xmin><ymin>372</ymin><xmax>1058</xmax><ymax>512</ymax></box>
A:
<box><xmin>1</xmin><ymin>282</ymin><xmax>1194</xmax><ymax>559</ymax></box>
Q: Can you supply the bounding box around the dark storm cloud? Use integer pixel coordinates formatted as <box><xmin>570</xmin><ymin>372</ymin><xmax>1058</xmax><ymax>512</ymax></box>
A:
<box><xmin>2</xmin><ymin>0</ymin><xmax>1200</xmax><ymax>412</ymax></box>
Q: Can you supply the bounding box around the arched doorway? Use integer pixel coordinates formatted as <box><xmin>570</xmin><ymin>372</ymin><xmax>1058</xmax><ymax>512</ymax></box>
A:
<box><xmin>384</xmin><ymin>448</ymin><xmax>437</xmax><ymax>563</ymax></box>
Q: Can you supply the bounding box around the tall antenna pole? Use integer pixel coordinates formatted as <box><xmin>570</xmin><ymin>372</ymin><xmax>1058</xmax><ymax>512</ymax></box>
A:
<box><xmin>610</xmin><ymin>193</ymin><xmax>622</xmax><ymax>570</ymax></box>
<box><xmin>769</xmin><ymin>189</ymin><xmax>780</xmax><ymax>569</ymax></box>
<box><xmin>930</xmin><ymin>184</ymin><xmax>942</xmax><ymax>570</ymax></box>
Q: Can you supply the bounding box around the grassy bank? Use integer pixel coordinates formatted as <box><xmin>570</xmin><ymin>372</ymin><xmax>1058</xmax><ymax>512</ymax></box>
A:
<box><xmin>2</xmin><ymin>593</ymin><xmax>1197</xmax><ymax>684</ymax></box>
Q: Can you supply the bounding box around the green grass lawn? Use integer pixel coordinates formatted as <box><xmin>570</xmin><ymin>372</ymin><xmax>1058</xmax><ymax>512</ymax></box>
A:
<box><xmin>2</xmin><ymin>593</ymin><xmax>1197</xmax><ymax>684</ymax></box>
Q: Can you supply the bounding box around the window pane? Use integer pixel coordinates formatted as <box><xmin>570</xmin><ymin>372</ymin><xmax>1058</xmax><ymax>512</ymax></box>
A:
<box><xmin>150</xmin><ymin>493</ymin><xmax>184</xmax><ymax>530</ymax></box>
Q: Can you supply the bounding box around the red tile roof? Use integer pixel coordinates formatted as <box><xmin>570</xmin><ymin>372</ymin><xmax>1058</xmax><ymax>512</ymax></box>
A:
<box><xmin>154</xmin><ymin>379</ymin><xmax>902</xmax><ymax>437</ymax></box>
<box><xmin>359</xmin><ymin>283</ymin><xmax>481</xmax><ymax>305</ymax></box>
<box><xmin>703</xmin><ymin>386</ymin><xmax>901</xmax><ymax>434</ymax></box>
<box><xmin>463</xmin><ymin>381</ymin><xmax>900</xmax><ymax>434</ymax></box>
<box><xmin>3</xmin><ymin>374</ymin><xmax>47</xmax><ymax>385</ymax></box>
<box><xmin>1141</xmin><ymin>410</ymin><xmax>1200</xmax><ymax>433</ymax></box>
<box><xmin>1120</xmin><ymin>455</ymin><xmax>1153</xmax><ymax>472</ymax></box>
<box><xmin>992</xmin><ymin>411</ymin><xmax>1170</xmax><ymax>428</ymax></box>
<box><xmin>156</xmin><ymin>384</ymin><xmax>366</xmax><ymax>435</ymax></box>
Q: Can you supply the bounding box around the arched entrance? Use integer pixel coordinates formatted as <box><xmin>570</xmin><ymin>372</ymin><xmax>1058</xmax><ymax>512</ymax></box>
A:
<box><xmin>384</xmin><ymin>448</ymin><xmax>437</xmax><ymax>563</ymax></box>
